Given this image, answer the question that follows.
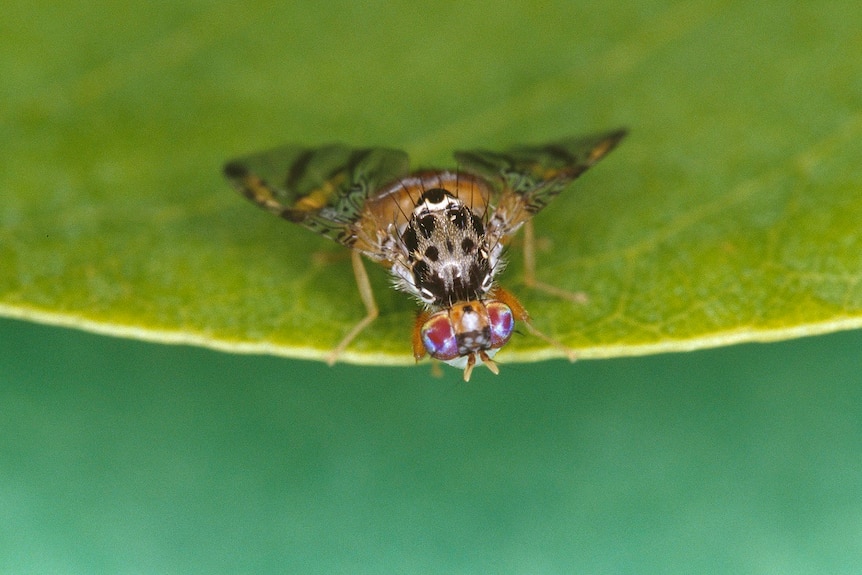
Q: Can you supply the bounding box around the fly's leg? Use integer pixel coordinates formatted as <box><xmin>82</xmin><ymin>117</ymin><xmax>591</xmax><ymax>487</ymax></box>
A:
<box><xmin>491</xmin><ymin>286</ymin><xmax>577</xmax><ymax>362</ymax></box>
<box><xmin>522</xmin><ymin>219</ymin><xmax>589</xmax><ymax>304</ymax></box>
<box><xmin>326</xmin><ymin>250</ymin><xmax>379</xmax><ymax>366</ymax></box>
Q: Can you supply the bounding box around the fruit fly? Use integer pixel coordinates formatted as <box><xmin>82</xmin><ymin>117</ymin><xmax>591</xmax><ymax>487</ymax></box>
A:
<box><xmin>223</xmin><ymin>130</ymin><xmax>626</xmax><ymax>381</ymax></box>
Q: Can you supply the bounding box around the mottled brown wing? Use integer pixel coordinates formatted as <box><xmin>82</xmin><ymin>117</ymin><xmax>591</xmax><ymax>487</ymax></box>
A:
<box><xmin>454</xmin><ymin>129</ymin><xmax>627</xmax><ymax>236</ymax></box>
<box><xmin>223</xmin><ymin>144</ymin><xmax>410</xmax><ymax>246</ymax></box>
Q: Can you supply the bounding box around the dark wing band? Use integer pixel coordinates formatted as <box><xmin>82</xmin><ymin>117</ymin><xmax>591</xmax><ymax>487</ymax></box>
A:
<box><xmin>224</xmin><ymin>144</ymin><xmax>410</xmax><ymax>246</ymax></box>
<box><xmin>454</xmin><ymin>129</ymin><xmax>627</xmax><ymax>221</ymax></box>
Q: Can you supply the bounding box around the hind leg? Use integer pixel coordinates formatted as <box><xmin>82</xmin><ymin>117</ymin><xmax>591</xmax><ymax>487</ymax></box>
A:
<box><xmin>326</xmin><ymin>250</ymin><xmax>379</xmax><ymax>365</ymax></box>
<box><xmin>521</xmin><ymin>219</ymin><xmax>589</xmax><ymax>304</ymax></box>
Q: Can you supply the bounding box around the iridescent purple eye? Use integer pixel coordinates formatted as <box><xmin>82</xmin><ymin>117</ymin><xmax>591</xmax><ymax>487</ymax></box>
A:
<box><xmin>421</xmin><ymin>312</ymin><xmax>459</xmax><ymax>360</ymax></box>
<box><xmin>486</xmin><ymin>302</ymin><xmax>514</xmax><ymax>348</ymax></box>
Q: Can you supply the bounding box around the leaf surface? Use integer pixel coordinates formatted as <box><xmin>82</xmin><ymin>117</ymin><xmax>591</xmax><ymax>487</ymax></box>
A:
<box><xmin>2</xmin><ymin>0</ymin><xmax>861</xmax><ymax>364</ymax></box>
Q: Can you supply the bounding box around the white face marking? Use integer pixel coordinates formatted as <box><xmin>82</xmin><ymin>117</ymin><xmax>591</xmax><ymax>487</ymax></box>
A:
<box><xmin>460</xmin><ymin>309</ymin><xmax>481</xmax><ymax>332</ymax></box>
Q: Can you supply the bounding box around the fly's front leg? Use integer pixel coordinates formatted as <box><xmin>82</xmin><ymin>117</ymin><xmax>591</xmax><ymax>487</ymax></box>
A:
<box><xmin>326</xmin><ymin>250</ymin><xmax>379</xmax><ymax>366</ymax></box>
<box><xmin>491</xmin><ymin>286</ymin><xmax>577</xmax><ymax>362</ymax></box>
<box><xmin>522</xmin><ymin>219</ymin><xmax>589</xmax><ymax>305</ymax></box>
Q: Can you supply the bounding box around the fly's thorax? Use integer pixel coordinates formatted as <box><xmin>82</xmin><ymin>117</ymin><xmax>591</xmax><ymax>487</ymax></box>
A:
<box><xmin>394</xmin><ymin>187</ymin><xmax>503</xmax><ymax>306</ymax></box>
<box><xmin>351</xmin><ymin>170</ymin><xmax>493</xmax><ymax>258</ymax></box>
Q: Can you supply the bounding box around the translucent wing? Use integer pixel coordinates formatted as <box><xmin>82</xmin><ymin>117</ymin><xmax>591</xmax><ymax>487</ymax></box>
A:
<box><xmin>223</xmin><ymin>144</ymin><xmax>410</xmax><ymax>246</ymax></box>
<box><xmin>454</xmin><ymin>129</ymin><xmax>627</xmax><ymax>236</ymax></box>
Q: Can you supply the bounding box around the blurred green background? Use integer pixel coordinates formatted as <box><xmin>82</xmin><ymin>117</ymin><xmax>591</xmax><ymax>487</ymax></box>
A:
<box><xmin>2</xmin><ymin>318</ymin><xmax>861</xmax><ymax>573</ymax></box>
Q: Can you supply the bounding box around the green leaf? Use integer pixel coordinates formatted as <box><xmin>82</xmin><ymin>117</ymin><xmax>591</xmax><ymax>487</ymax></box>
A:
<box><xmin>2</xmin><ymin>0</ymin><xmax>861</xmax><ymax>365</ymax></box>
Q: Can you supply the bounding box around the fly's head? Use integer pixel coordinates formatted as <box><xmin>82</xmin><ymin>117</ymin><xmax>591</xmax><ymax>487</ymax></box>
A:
<box><xmin>416</xmin><ymin>298</ymin><xmax>516</xmax><ymax>382</ymax></box>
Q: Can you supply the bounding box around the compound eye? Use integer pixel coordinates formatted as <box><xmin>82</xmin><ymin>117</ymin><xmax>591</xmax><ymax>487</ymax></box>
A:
<box><xmin>420</xmin><ymin>312</ymin><xmax>459</xmax><ymax>360</ymax></box>
<box><xmin>486</xmin><ymin>302</ymin><xmax>514</xmax><ymax>348</ymax></box>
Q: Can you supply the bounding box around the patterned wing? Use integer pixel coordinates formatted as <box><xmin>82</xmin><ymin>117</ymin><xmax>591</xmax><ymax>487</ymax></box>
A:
<box><xmin>223</xmin><ymin>144</ymin><xmax>410</xmax><ymax>246</ymax></box>
<box><xmin>454</xmin><ymin>129</ymin><xmax>627</xmax><ymax>236</ymax></box>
